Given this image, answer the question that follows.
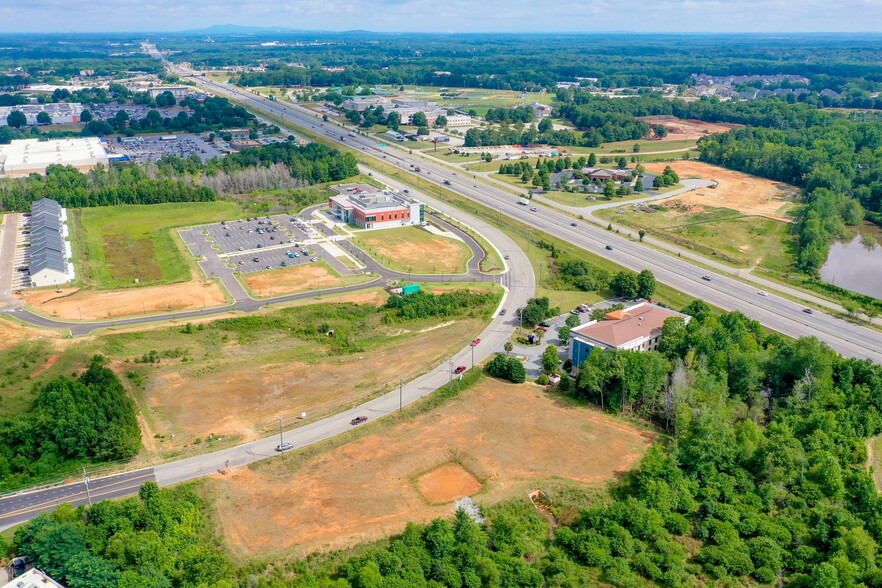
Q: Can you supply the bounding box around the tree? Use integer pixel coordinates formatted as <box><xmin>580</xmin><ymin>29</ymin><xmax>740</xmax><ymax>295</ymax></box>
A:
<box><xmin>565</xmin><ymin>313</ymin><xmax>581</xmax><ymax>328</ymax></box>
<box><xmin>654</xmin><ymin>124</ymin><xmax>668</xmax><ymax>139</ymax></box>
<box><xmin>386</xmin><ymin>111</ymin><xmax>400</xmax><ymax>130</ymax></box>
<box><xmin>411</xmin><ymin>111</ymin><xmax>428</xmax><ymax>127</ymax></box>
<box><xmin>541</xmin><ymin>345</ymin><xmax>560</xmax><ymax>372</ymax></box>
<box><xmin>36</xmin><ymin>111</ymin><xmax>52</xmax><ymax>125</ymax></box>
<box><xmin>634</xmin><ymin>179</ymin><xmax>644</xmax><ymax>192</ymax></box>
<box><xmin>616</xmin><ymin>156</ymin><xmax>628</xmax><ymax>168</ymax></box>
<box><xmin>632</xmin><ymin>143</ymin><xmax>641</xmax><ymax>152</ymax></box>
<box><xmin>638</xmin><ymin>229</ymin><xmax>646</xmax><ymax>242</ymax></box>
<box><xmin>504</xmin><ymin>341</ymin><xmax>514</xmax><ymax>356</ymax></box>
<box><xmin>637</xmin><ymin>270</ymin><xmax>655</xmax><ymax>298</ymax></box>
<box><xmin>6</xmin><ymin>110</ymin><xmax>26</xmax><ymax>128</ymax></box>
<box><xmin>155</xmin><ymin>91</ymin><xmax>177</xmax><ymax>107</ymax></box>
<box><xmin>537</xmin><ymin>118</ymin><xmax>553</xmax><ymax>133</ymax></box>
<box><xmin>611</xmin><ymin>271</ymin><xmax>640</xmax><ymax>298</ymax></box>
<box><xmin>79</xmin><ymin>109</ymin><xmax>93</xmax><ymax>123</ymax></box>
<box><xmin>587</xmin><ymin>152</ymin><xmax>597</xmax><ymax>167</ymax></box>
<box><xmin>416</xmin><ymin>126</ymin><xmax>429</xmax><ymax>136</ymax></box>
<box><xmin>435</xmin><ymin>115</ymin><xmax>448</xmax><ymax>127</ymax></box>
<box><xmin>509</xmin><ymin>359</ymin><xmax>526</xmax><ymax>383</ymax></box>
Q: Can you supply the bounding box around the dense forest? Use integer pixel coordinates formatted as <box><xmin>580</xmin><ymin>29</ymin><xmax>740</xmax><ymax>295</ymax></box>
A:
<box><xmin>0</xmin><ymin>357</ymin><xmax>140</xmax><ymax>493</ymax></box>
<box><xmin>9</xmin><ymin>303</ymin><xmax>882</xmax><ymax>586</ymax></box>
<box><xmin>0</xmin><ymin>142</ymin><xmax>359</xmax><ymax>211</ymax></box>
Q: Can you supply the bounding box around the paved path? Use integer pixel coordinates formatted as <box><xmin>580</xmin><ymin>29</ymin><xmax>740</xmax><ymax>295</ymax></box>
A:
<box><xmin>0</xmin><ymin>213</ymin><xmax>19</xmax><ymax>309</ymax></box>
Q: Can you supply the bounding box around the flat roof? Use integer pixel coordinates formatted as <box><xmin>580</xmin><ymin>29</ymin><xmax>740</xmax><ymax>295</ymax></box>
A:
<box><xmin>571</xmin><ymin>302</ymin><xmax>689</xmax><ymax>348</ymax></box>
<box><xmin>0</xmin><ymin>137</ymin><xmax>108</xmax><ymax>176</ymax></box>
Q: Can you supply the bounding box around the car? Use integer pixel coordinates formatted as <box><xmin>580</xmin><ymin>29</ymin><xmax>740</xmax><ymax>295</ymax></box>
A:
<box><xmin>570</xmin><ymin>309</ymin><xmax>581</xmax><ymax>315</ymax></box>
<box><xmin>238</xmin><ymin>247</ymin><xmax>244</xmax><ymax>251</ymax></box>
<box><xmin>453</xmin><ymin>366</ymin><xmax>467</xmax><ymax>374</ymax></box>
<box><xmin>571</xmin><ymin>222</ymin><xmax>577</xmax><ymax>226</ymax></box>
<box><xmin>499</xmin><ymin>309</ymin><xmax>507</xmax><ymax>316</ymax></box>
<box><xmin>265</xmin><ymin>265</ymin><xmax>272</xmax><ymax>269</ymax></box>
<box><xmin>758</xmin><ymin>291</ymin><xmax>768</xmax><ymax>296</ymax></box>
<box><xmin>536</xmin><ymin>326</ymin><xmax>548</xmax><ymax>332</ymax></box>
<box><xmin>238</xmin><ymin>260</ymin><xmax>244</xmax><ymax>265</ymax></box>
<box><xmin>403</xmin><ymin>189</ymin><xmax>410</xmax><ymax>193</ymax></box>
<box><xmin>803</xmin><ymin>308</ymin><xmax>814</xmax><ymax>314</ymax></box>
<box><xmin>702</xmin><ymin>275</ymin><xmax>712</xmax><ymax>281</ymax></box>
<box><xmin>310</xmin><ymin>257</ymin><xmax>318</xmax><ymax>262</ymax></box>
<box><xmin>530</xmin><ymin>206</ymin><xmax>538</xmax><ymax>211</ymax></box>
<box><xmin>605</xmin><ymin>245</ymin><xmax>613</xmax><ymax>250</ymax></box>
<box><xmin>350</xmin><ymin>416</ymin><xmax>368</xmax><ymax>425</ymax></box>
<box><xmin>504</xmin><ymin>254</ymin><xmax>511</xmax><ymax>260</ymax></box>
<box><xmin>253</xmin><ymin>257</ymin><xmax>260</xmax><ymax>262</ymax></box>
<box><xmin>280</xmin><ymin>261</ymin><xmax>287</xmax><ymax>267</ymax></box>
<box><xmin>256</xmin><ymin>243</ymin><xmax>263</xmax><ymax>248</ymax></box>
<box><xmin>471</xmin><ymin>338</ymin><xmax>481</xmax><ymax>346</ymax></box>
<box><xmin>539</xmin><ymin>322</ymin><xmax>551</xmax><ymax>327</ymax></box>
<box><xmin>275</xmin><ymin>442</ymin><xmax>294</xmax><ymax>452</ymax></box>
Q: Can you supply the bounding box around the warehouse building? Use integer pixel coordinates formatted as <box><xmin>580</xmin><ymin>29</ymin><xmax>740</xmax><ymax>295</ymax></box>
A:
<box><xmin>0</xmin><ymin>102</ymin><xmax>84</xmax><ymax>126</ymax></box>
<box><xmin>0</xmin><ymin>137</ymin><xmax>109</xmax><ymax>177</ymax></box>
<box><xmin>329</xmin><ymin>189</ymin><xmax>424</xmax><ymax>230</ymax></box>
<box><xmin>569</xmin><ymin>302</ymin><xmax>691</xmax><ymax>369</ymax></box>
<box><xmin>147</xmin><ymin>86</ymin><xmax>192</xmax><ymax>99</ymax></box>
<box><xmin>27</xmin><ymin>197</ymin><xmax>73</xmax><ymax>287</ymax></box>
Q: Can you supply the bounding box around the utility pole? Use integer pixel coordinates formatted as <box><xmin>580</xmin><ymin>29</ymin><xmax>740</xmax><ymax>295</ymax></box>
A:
<box><xmin>471</xmin><ymin>343</ymin><xmax>475</xmax><ymax>369</ymax></box>
<box><xmin>398</xmin><ymin>376</ymin><xmax>404</xmax><ymax>411</ymax></box>
<box><xmin>277</xmin><ymin>416</ymin><xmax>284</xmax><ymax>447</ymax></box>
<box><xmin>83</xmin><ymin>468</ymin><xmax>92</xmax><ymax>506</ymax></box>
<box><xmin>448</xmin><ymin>359</ymin><xmax>454</xmax><ymax>390</ymax></box>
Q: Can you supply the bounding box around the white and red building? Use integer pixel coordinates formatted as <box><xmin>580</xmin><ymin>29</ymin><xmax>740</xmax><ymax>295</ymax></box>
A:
<box><xmin>329</xmin><ymin>189</ymin><xmax>424</xmax><ymax>230</ymax></box>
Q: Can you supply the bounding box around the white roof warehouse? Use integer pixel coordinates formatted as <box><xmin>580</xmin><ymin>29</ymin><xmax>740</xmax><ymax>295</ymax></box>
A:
<box><xmin>0</xmin><ymin>137</ymin><xmax>109</xmax><ymax>177</ymax></box>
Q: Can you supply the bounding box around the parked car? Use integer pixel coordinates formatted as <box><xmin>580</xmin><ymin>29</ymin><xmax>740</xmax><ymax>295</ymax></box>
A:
<box><xmin>536</xmin><ymin>326</ymin><xmax>548</xmax><ymax>332</ymax></box>
<box><xmin>539</xmin><ymin>322</ymin><xmax>551</xmax><ymax>327</ymax></box>
<box><xmin>570</xmin><ymin>309</ymin><xmax>581</xmax><ymax>315</ymax></box>
<box><xmin>453</xmin><ymin>366</ymin><xmax>467</xmax><ymax>374</ymax></box>
<box><xmin>275</xmin><ymin>442</ymin><xmax>294</xmax><ymax>452</ymax></box>
<box><xmin>350</xmin><ymin>416</ymin><xmax>368</xmax><ymax>425</ymax></box>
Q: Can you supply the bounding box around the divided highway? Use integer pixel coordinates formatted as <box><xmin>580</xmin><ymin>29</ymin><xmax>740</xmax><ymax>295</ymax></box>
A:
<box><xmin>177</xmin><ymin>65</ymin><xmax>882</xmax><ymax>363</ymax></box>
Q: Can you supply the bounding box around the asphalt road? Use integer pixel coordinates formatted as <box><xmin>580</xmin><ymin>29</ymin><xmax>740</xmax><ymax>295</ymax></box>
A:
<box><xmin>172</xmin><ymin>67</ymin><xmax>882</xmax><ymax>363</ymax></box>
<box><xmin>0</xmin><ymin>469</ymin><xmax>156</xmax><ymax>529</ymax></box>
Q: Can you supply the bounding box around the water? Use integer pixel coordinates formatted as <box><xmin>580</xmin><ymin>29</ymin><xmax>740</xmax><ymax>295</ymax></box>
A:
<box><xmin>820</xmin><ymin>235</ymin><xmax>882</xmax><ymax>298</ymax></box>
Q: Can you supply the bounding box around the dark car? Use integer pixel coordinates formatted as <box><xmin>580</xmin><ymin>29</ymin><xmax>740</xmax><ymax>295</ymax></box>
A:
<box><xmin>350</xmin><ymin>416</ymin><xmax>368</xmax><ymax>425</ymax></box>
<box><xmin>803</xmin><ymin>308</ymin><xmax>814</xmax><ymax>314</ymax></box>
<box><xmin>499</xmin><ymin>309</ymin><xmax>507</xmax><ymax>316</ymax></box>
<box><xmin>453</xmin><ymin>366</ymin><xmax>467</xmax><ymax>374</ymax></box>
<box><xmin>605</xmin><ymin>245</ymin><xmax>613</xmax><ymax>251</ymax></box>
<box><xmin>539</xmin><ymin>322</ymin><xmax>551</xmax><ymax>327</ymax></box>
<box><xmin>570</xmin><ymin>222</ymin><xmax>577</xmax><ymax>226</ymax></box>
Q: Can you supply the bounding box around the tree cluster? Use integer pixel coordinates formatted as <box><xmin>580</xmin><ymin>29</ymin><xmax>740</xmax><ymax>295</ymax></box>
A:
<box><xmin>486</xmin><ymin>353</ymin><xmax>527</xmax><ymax>383</ymax></box>
<box><xmin>383</xmin><ymin>289</ymin><xmax>497</xmax><ymax>323</ymax></box>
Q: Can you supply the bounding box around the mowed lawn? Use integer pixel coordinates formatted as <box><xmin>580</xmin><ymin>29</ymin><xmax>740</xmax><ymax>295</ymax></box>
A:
<box><xmin>597</xmin><ymin>204</ymin><xmax>795</xmax><ymax>270</ymax></box>
<box><xmin>72</xmin><ymin>202</ymin><xmax>241</xmax><ymax>289</ymax></box>
<box><xmin>351</xmin><ymin>225</ymin><xmax>473</xmax><ymax>274</ymax></box>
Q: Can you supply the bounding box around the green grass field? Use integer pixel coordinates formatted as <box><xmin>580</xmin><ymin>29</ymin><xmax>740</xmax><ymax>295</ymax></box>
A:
<box><xmin>596</xmin><ymin>204</ymin><xmax>796</xmax><ymax>270</ymax></box>
<box><xmin>71</xmin><ymin>202</ymin><xmax>242</xmax><ymax>289</ymax></box>
<box><xmin>351</xmin><ymin>225</ymin><xmax>473</xmax><ymax>274</ymax></box>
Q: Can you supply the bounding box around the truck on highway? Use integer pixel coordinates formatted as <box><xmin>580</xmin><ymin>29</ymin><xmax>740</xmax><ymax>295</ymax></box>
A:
<box><xmin>518</xmin><ymin>198</ymin><xmax>529</xmax><ymax>205</ymax></box>
<box><xmin>443</xmin><ymin>180</ymin><xmax>451</xmax><ymax>185</ymax></box>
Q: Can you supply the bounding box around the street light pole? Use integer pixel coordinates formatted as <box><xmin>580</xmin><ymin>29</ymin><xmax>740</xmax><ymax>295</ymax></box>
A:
<box><xmin>83</xmin><ymin>467</ymin><xmax>92</xmax><ymax>506</ymax></box>
<box><xmin>277</xmin><ymin>416</ymin><xmax>284</xmax><ymax>447</ymax></box>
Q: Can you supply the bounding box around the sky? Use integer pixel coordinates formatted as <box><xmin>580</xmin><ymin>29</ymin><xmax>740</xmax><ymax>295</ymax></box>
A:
<box><xmin>1</xmin><ymin>0</ymin><xmax>881</xmax><ymax>33</ymax></box>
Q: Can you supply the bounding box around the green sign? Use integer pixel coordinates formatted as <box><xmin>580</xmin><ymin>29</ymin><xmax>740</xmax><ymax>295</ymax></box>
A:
<box><xmin>378</xmin><ymin>143</ymin><xmax>387</xmax><ymax>147</ymax></box>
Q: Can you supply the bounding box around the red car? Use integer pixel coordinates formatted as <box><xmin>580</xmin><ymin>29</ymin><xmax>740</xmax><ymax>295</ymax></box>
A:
<box><xmin>454</xmin><ymin>366</ymin><xmax>467</xmax><ymax>374</ymax></box>
<box><xmin>471</xmin><ymin>338</ymin><xmax>481</xmax><ymax>346</ymax></box>
<box><xmin>536</xmin><ymin>326</ymin><xmax>548</xmax><ymax>332</ymax></box>
<box><xmin>350</xmin><ymin>416</ymin><xmax>368</xmax><ymax>425</ymax></box>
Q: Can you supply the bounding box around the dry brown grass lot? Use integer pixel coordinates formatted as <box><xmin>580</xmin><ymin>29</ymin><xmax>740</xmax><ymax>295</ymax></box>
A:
<box><xmin>243</xmin><ymin>264</ymin><xmax>343</xmax><ymax>297</ymax></box>
<box><xmin>0</xmin><ymin>319</ymin><xmax>62</xmax><ymax>351</ymax></box>
<box><xmin>351</xmin><ymin>226</ymin><xmax>472</xmax><ymax>274</ymax></box>
<box><xmin>201</xmin><ymin>378</ymin><xmax>655</xmax><ymax>559</ymax></box>
<box><xmin>642</xmin><ymin>160</ymin><xmax>798</xmax><ymax>221</ymax></box>
<box><xmin>18</xmin><ymin>280</ymin><xmax>227</xmax><ymax>320</ymax></box>
<box><xmin>139</xmin><ymin>318</ymin><xmax>487</xmax><ymax>449</ymax></box>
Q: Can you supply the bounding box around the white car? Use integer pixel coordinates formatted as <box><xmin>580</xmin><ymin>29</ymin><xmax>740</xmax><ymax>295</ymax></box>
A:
<box><xmin>757</xmin><ymin>291</ymin><xmax>768</xmax><ymax>296</ymax></box>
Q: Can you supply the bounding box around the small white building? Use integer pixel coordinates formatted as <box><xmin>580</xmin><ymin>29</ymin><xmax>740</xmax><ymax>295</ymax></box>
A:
<box><xmin>0</xmin><ymin>568</ymin><xmax>65</xmax><ymax>588</ymax></box>
<box><xmin>441</xmin><ymin>114</ymin><xmax>472</xmax><ymax>126</ymax></box>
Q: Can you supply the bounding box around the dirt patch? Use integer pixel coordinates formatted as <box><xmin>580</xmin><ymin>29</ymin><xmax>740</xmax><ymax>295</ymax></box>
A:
<box><xmin>205</xmin><ymin>379</ymin><xmax>655</xmax><ymax>558</ymax></box>
<box><xmin>643</xmin><ymin>160</ymin><xmax>797</xmax><ymax>221</ymax></box>
<box><xmin>0</xmin><ymin>319</ymin><xmax>61</xmax><ymax>351</ymax></box>
<box><xmin>17</xmin><ymin>280</ymin><xmax>227</xmax><ymax>320</ymax></box>
<box><xmin>244</xmin><ymin>264</ymin><xmax>342</xmax><ymax>297</ymax></box>
<box><xmin>275</xmin><ymin>289</ymin><xmax>390</xmax><ymax>309</ymax></box>
<box><xmin>354</xmin><ymin>227</ymin><xmax>471</xmax><ymax>274</ymax></box>
<box><xmin>417</xmin><ymin>463</ymin><xmax>483</xmax><ymax>504</ymax></box>
<box><xmin>31</xmin><ymin>354</ymin><xmax>61</xmax><ymax>378</ymax></box>
<box><xmin>637</xmin><ymin>115</ymin><xmax>743</xmax><ymax>140</ymax></box>
<box><xmin>141</xmin><ymin>318</ymin><xmax>484</xmax><ymax>448</ymax></box>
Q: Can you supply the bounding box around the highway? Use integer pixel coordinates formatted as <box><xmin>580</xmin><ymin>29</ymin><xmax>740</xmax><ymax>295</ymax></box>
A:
<box><xmin>167</xmin><ymin>59</ymin><xmax>882</xmax><ymax>364</ymax></box>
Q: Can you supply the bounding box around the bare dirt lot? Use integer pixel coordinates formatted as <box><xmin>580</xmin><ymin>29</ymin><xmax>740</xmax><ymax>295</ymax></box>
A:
<box><xmin>352</xmin><ymin>226</ymin><xmax>472</xmax><ymax>274</ymax></box>
<box><xmin>142</xmin><ymin>318</ymin><xmax>486</xmax><ymax>448</ymax></box>
<box><xmin>0</xmin><ymin>319</ymin><xmax>61</xmax><ymax>351</ymax></box>
<box><xmin>203</xmin><ymin>378</ymin><xmax>655</xmax><ymax>558</ymax></box>
<box><xmin>243</xmin><ymin>264</ymin><xmax>342</xmax><ymax>297</ymax></box>
<box><xmin>18</xmin><ymin>280</ymin><xmax>228</xmax><ymax>320</ymax></box>
<box><xmin>643</xmin><ymin>160</ymin><xmax>798</xmax><ymax>221</ymax></box>
<box><xmin>637</xmin><ymin>115</ymin><xmax>743</xmax><ymax>140</ymax></box>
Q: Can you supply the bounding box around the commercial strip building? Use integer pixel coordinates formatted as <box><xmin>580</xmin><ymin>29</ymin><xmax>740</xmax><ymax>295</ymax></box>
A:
<box><xmin>0</xmin><ymin>137</ymin><xmax>109</xmax><ymax>177</ymax></box>
<box><xmin>569</xmin><ymin>302</ymin><xmax>691</xmax><ymax>368</ymax></box>
<box><xmin>26</xmin><ymin>198</ymin><xmax>74</xmax><ymax>288</ymax></box>
<box><xmin>147</xmin><ymin>86</ymin><xmax>192</xmax><ymax>99</ymax></box>
<box><xmin>0</xmin><ymin>102</ymin><xmax>84</xmax><ymax>126</ymax></box>
<box><xmin>329</xmin><ymin>189</ymin><xmax>424</xmax><ymax>230</ymax></box>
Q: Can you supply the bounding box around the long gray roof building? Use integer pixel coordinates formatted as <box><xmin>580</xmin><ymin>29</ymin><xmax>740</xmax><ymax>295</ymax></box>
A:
<box><xmin>28</xmin><ymin>197</ymin><xmax>70</xmax><ymax>287</ymax></box>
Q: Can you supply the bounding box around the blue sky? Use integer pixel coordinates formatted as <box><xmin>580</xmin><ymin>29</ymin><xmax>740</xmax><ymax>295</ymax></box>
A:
<box><xmin>0</xmin><ymin>0</ymin><xmax>879</xmax><ymax>33</ymax></box>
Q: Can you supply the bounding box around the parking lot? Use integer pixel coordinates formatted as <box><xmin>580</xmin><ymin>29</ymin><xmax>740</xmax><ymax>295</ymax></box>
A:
<box><xmin>196</xmin><ymin>215</ymin><xmax>317</xmax><ymax>256</ymax></box>
<box><xmin>90</xmin><ymin>102</ymin><xmax>193</xmax><ymax>121</ymax></box>
<box><xmin>226</xmin><ymin>244</ymin><xmax>325</xmax><ymax>274</ymax></box>
<box><xmin>11</xmin><ymin>215</ymin><xmax>30</xmax><ymax>290</ymax></box>
<box><xmin>109</xmin><ymin>133</ymin><xmax>225</xmax><ymax>163</ymax></box>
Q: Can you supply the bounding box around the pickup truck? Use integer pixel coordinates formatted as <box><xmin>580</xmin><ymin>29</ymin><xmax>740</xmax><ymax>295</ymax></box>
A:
<box><xmin>350</xmin><ymin>416</ymin><xmax>368</xmax><ymax>425</ymax></box>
